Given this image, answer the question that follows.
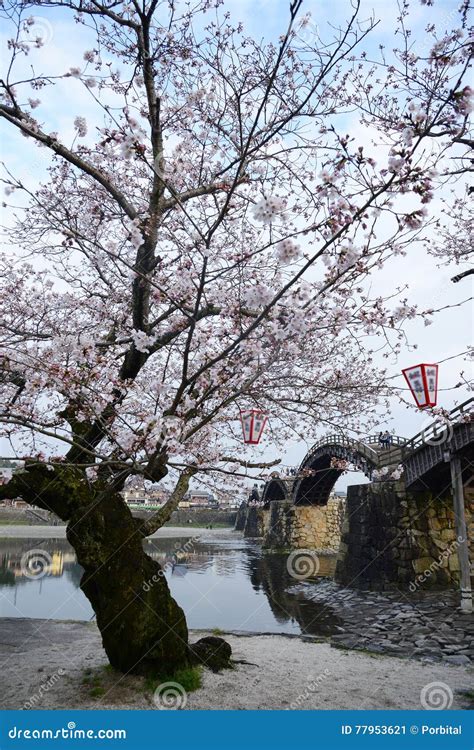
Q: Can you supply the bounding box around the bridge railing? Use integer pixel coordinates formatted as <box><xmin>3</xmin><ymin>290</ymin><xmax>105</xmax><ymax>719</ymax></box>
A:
<box><xmin>303</xmin><ymin>433</ymin><xmax>406</xmax><ymax>455</ymax></box>
<box><xmin>299</xmin><ymin>434</ymin><xmax>380</xmax><ymax>464</ymax></box>
<box><xmin>294</xmin><ymin>398</ymin><xmax>473</xmax><ymax>476</ymax></box>
<box><xmin>364</xmin><ymin>435</ymin><xmax>407</xmax><ymax>447</ymax></box>
<box><xmin>402</xmin><ymin>397</ymin><xmax>474</xmax><ymax>456</ymax></box>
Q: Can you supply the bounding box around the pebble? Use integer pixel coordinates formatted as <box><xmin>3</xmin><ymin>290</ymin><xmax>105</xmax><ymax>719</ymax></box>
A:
<box><xmin>288</xmin><ymin>579</ymin><xmax>473</xmax><ymax>665</ymax></box>
<box><xmin>443</xmin><ymin>655</ymin><xmax>471</xmax><ymax>666</ymax></box>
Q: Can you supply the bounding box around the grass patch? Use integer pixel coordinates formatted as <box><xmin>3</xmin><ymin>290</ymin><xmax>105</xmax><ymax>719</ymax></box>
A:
<box><xmin>211</xmin><ymin>628</ymin><xmax>225</xmax><ymax>636</ymax></box>
<box><xmin>144</xmin><ymin>665</ymin><xmax>202</xmax><ymax>694</ymax></box>
<box><xmin>89</xmin><ymin>686</ymin><xmax>106</xmax><ymax>699</ymax></box>
<box><xmin>331</xmin><ymin>643</ymin><xmax>386</xmax><ymax>658</ymax></box>
<box><xmin>81</xmin><ymin>667</ymin><xmax>108</xmax><ymax>692</ymax></box>
<box><xmin>458</xmin><ymin>689</ymin><xmax>474</xmax><ymax>708</ymax></box>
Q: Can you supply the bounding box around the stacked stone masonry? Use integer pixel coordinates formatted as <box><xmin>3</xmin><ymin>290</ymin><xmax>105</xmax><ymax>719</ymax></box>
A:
<box><xmin>259</xmin><ymin>496</ymin><xmax>345</xmax><ymax>552</ymax></box>
<box><xmin>237</xmin><ymin>481</ymin><xmax>472</xmax><ymax>591</ymax></box>
<box><xmin>335</xmin><ymin>482</ymin><xmax>474</xmax><ymax>590</ymax></box>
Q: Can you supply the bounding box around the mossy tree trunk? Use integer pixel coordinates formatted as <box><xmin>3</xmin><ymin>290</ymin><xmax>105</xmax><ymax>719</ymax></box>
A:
<box><xmin>67</xmin><ymin>494</ymin><xmax>189</xmax><ymax>674</ymax></box>
<box><xmin>2</xmin><ymin>464</ymin><xmax>190</xmax><ymax>675</ymax></box>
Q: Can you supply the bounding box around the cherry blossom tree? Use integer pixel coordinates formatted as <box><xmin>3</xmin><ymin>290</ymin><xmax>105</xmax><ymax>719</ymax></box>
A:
<box><xmin>425</xmin><ymin>109</ymin><xmax>473</xmax><ymax>282</ymax></box>
<box><xmin>0</xmin><ymin>0</ymin><xmax>471</xmax><ymax>674</ymax></box>
<box><xmin>428</xmin><ymin>190</ymin><xmax>473</xmax><ymax>283</ymax></box>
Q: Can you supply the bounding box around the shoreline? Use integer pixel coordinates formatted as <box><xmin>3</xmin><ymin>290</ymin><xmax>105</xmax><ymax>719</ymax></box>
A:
<box><xmin>0</xmin><ymin>524</ymin><xmax>219</xmax><ymax>539</ymax></box>
<box><xmin>0</xmin><ymin>618</ymin><xmax>472</xmax><ymax>711</ymax></box>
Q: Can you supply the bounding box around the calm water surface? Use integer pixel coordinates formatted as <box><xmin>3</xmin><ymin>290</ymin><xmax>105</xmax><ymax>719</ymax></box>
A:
<box><xmin>0</xmin><ymin>531</ymin><xmax>339</xmax><ymax>636</ymax></box>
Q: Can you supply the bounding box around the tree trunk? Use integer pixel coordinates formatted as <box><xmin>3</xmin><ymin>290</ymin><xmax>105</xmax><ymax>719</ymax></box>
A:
<box><xmin>2</xmin><ymin>465</ymin><xmax>231</xmax><ymax>675</ymax></box>
<box><xmin>66</xmin><ymin>494</ymin><xmax>190</xmax><ymax>675</ymax></box>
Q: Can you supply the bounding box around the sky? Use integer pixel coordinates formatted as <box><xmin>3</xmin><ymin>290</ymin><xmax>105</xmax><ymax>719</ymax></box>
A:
<box><xmin>0</xmin><ymin>0</ymin><xmax>472</xmax><ymax>492</ymax></box>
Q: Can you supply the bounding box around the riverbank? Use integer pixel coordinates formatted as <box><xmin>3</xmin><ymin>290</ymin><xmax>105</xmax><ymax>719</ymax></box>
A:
<box><xmin>0</xmin><ymin>506</ymin><xmax>236</xmax><ymax>528</ymax></box>
<box><xmin>0</xmin><ymin>619</ymin><xmax>472</xmax><ymax>710</ymax></box>
<box><xmin>0</xmin><ymin>525</ymin><xmax>217</xmax><ymax>539</ymax></box>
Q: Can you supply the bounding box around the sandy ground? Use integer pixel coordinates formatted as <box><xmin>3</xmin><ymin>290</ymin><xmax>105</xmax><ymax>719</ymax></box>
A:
<box><xmin>0</xmin><ymin>525</ymin><xmax>212</xmax><ymax>539</ymax></box>
<box><xmin>0</xmin><ymin>619</ymin><xmax>471</xmax><ymax>711</ymax></box>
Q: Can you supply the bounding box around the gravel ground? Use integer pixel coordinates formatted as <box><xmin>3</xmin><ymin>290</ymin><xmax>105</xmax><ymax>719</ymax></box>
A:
<box><xmin>0</xmin><ymin>619</ymin><xmax>471</xmax><ymax>711</ymax></box>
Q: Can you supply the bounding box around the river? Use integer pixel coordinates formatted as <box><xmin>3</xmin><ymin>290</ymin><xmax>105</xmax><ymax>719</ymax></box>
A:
<box><xmin>0</xmin><ymin>529</ymin><xmax>341</xmax><ymax>636</ymax></box>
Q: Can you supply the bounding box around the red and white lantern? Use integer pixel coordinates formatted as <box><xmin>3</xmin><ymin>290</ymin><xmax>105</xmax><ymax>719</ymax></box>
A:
<box><xmin>240</xmin><ymin>409</ymin><xmax>268</xmax><ymax>444</ymax></box>
<box><xmin>402</xmin><ymin>363</ymin><xmax>439</xmax><ymax>408</ymax></box>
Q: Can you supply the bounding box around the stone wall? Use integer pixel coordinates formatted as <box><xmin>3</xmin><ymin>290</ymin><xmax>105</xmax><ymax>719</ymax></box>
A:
<box><xmin>242</xmin><ymin>506</ymin><xmax>264</xmax><ymax>537</ymax></box>
<box><xmin>234</xmin><ymin>504</ymin><xmax>247</xmax><ymax>531</ymax></box>
<box><xmin>259</xmin><ymin>497</ymin><xmax>345</xmax><ymax>552</ymax></box>
<box><xmin>144</xmin><ymin>508</ymin><xmax>236</xmax><ymax>527</ymax></box>
<box><xmin>335</xmin><ymin>482</ymin><xmax>474</xmax><ymax>590</ymax></box>
<box><xmin>0</xmin><ymin>507</ymin><xmax>62</xmax><ymax>525</ymax></box>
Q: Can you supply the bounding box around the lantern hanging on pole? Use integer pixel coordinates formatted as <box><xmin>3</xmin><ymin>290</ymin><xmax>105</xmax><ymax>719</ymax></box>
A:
<box><xmin>402</xmin><ymin>363</ymin><xmax>439</xmax><ymax>408</ymax></box>
<box><xmin>240</xmin><ymin>409</ymin><xmax>268</xmax><ymax>445</ymax></box>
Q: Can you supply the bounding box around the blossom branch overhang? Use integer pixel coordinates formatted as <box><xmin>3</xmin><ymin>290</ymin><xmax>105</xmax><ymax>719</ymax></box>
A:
<box><xmin>0</xmin><ymin>105</ymin><xmax>139</xmax><ymax>221</ymax></box>
<box><xmin>219</xmin><ymin>456</ymin><xmax>281</xmax><ymax>469</ymax></box>
<box><xmin>197</xmin><ymin>3</ymin><xmax>376</xmax><ymax>249</ymax></box>
<box><xmin>212</xmin><ymin>1</ymin><xmax>375</xmax><ymax>183</ymax></box>
<box><xmin>166</xmin><ymin>463</ymin><xmax>278</xmax><ymax>482</ymax></box>
<box><xmin>0</xmin><ymin>0</ymin><xmax>470</xmax><ymax>494</ymax></box>
<box><xmin>180</xmin><ymin>172</ymin><xmax>400</xmax><ymax>391</ymax></box>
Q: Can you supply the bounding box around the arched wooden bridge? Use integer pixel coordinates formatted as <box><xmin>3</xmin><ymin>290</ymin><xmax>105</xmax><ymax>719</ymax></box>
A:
<box><xmin>262</xmin><ymin>398</ymin><xmax>474</xmax><ymax>507</ymax></box>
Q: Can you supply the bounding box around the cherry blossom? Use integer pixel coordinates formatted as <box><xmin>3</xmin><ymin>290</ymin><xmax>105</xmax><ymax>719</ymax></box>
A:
<box><xmin>274</xmin><ymin>239</ymin><xmax>301</xmax><ymax>263</ymax></box>
<box><xmin>73</xmin><ymin>116</ymin><xmax>87</xmax><ymax>137</ymax></box>
<box><xmin>0</xmin><ymin>0</ymin><xmax>470</xmax><ymax>520</ymax></box>
<box><xmin>253</xmin><ymin>197</ymin><xmax>287</xmax><ymax>224</ymax></box>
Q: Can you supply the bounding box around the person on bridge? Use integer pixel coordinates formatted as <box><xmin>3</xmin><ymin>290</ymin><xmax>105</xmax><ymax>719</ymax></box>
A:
<box><xmin>379</xmin><ymin>431</ymin><xmax>392</xmax><ymax>449</ymax></box>
<box><xmin>248</xmin><ymin>484</ymin><xmax>260</xmax><ymax>506</ymax></box>
<box><xmin>379</xmin><ymin>431</ymin><xmax>388</xmax><ymax>449</ymax></box>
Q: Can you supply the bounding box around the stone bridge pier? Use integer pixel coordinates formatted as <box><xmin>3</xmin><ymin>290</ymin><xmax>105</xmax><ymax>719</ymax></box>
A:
<box><xmin>261</xmin><ymin>497</ymin><xmax>345</xmax><ymax>552</ymax></box>
<box><xmin>335</xmin><ymin>480</ymin><xmax>474</xmax><ymax>589</ymax></box>
<box><xmin>236</xmin><ymin>398</ymin><xmax>473</xmax><ymax>592</ymax></box>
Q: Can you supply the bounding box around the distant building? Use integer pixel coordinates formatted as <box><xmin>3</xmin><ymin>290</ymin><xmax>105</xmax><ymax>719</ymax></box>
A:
<box><xmin>184</xmin><ymin>490</ymin><xmax>217</xmax><ymax>508</ymax></box>
<box><xmin>214</xmin><ymin>490</ymin><xmax>241</xmax><ymax>509</ymax></box>
<box><xmin>122</xmin><ymin>488</ymin><xmax>170</xmax><ymax>506</ymax></box>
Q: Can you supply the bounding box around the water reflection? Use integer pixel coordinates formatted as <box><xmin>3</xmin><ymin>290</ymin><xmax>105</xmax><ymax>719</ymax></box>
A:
<box><xmin>0</xmin><ymin>533</ymin><xmax>340</xmax><ymax>636</ymax></box>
